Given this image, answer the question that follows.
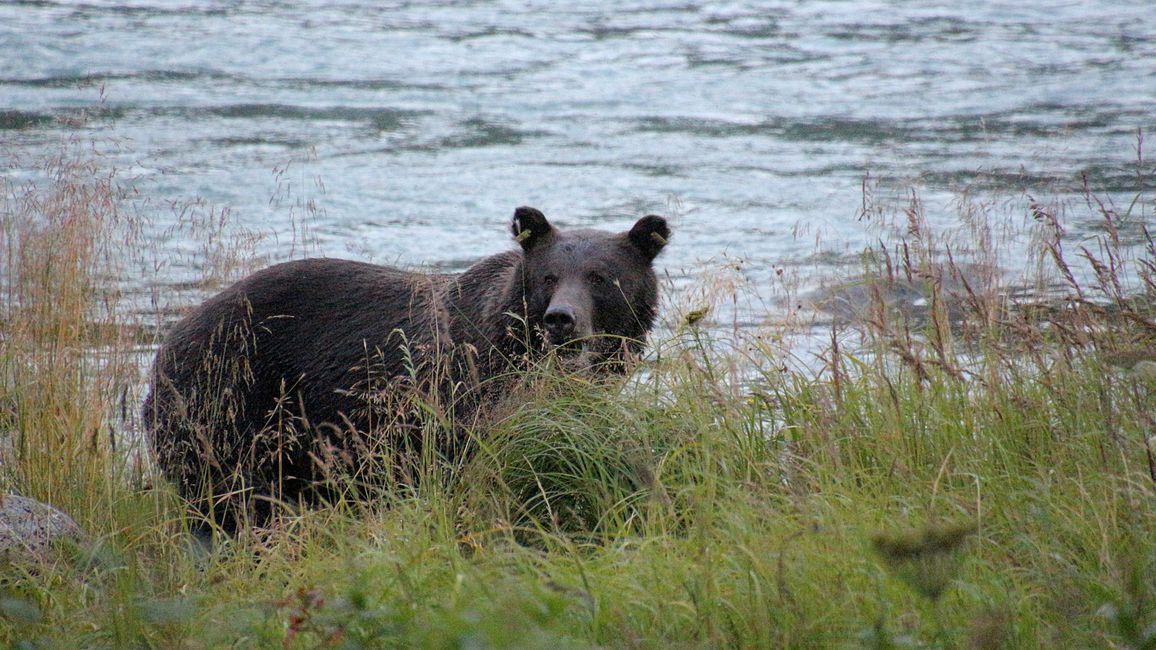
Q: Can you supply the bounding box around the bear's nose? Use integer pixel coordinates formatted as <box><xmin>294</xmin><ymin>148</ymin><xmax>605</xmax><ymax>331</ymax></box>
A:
<box><xmin>544</xmin><ymin>305</ymin><xmax>576</xmax><ymax>340</ymax></box>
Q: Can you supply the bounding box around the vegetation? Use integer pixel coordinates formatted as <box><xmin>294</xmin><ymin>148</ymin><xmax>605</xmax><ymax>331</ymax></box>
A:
<box><xmin>1</xmin><ymin>132</ymin><xmax>1153</xmax><ymax>648</ymax></box>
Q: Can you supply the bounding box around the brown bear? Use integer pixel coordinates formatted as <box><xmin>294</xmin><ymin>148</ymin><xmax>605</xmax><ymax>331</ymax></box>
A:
<box><xmin>142</xmin><ymin>207</ymin><xmax>669</xmax><ymax>531</ymax></box>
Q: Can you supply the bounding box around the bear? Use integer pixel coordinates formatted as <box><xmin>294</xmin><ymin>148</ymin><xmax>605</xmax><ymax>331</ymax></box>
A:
<box><xmin>142</xmin><ymin>207</ymin><xmax>670</xmax><ymax>531</ymax></box>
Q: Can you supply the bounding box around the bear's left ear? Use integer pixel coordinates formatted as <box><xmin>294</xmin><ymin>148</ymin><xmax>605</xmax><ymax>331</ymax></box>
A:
<box><xmin>511</xmin><ymin>206</ymin><xmax>554</xmax><ymax>251</ymax></box>
<box><xmin>627</xmin><ymin>215</ymin><xmax>670</xmax><ymax>262</ymax></box>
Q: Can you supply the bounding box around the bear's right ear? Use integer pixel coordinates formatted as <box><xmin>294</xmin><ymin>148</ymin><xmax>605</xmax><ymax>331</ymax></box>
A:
<box><xmin>511</xmin><ymin>206</ymin><xmax>554</xmax><ymax>251</ymax></box>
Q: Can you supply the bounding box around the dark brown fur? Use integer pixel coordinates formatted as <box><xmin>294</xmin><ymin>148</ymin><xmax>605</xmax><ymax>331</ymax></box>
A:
<box><xmin>142</xmin><ymin>207</ymin><xmax>669</xmax><ymax>531</ymax></box>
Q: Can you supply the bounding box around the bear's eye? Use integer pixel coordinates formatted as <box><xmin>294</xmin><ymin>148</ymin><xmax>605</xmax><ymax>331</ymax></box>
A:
<box><xmin>543</xmin><ymin>274</ymin><xmax>558</xmax><ymax>288</ymax></box>
<box><xmin>588</xmin><ymin>272</ymin><xmax>609</xmax><ymax>287</ymax></box>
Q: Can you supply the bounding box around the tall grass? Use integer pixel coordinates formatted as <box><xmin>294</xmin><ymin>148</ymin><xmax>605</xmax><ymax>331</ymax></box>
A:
<box><xmin>1</xmin><ymin>132</ymin><xmax>1154</xmax><ymax>647</ymax></box>
<box><xmin>0</xmin><ymin>140</ymin><xmax>143</xmax><ymax>521</ymax></box>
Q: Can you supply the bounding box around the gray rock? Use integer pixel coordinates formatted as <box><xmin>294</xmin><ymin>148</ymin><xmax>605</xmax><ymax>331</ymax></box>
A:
<box><xmin>0</xmin><ymin>494</ymin><xmax>84</xmax><ymax>565</ymax></box>
<box><xmin>806</xmin><ymin>262</ymin><xmax>1001</xmax><ymax>326</ymax></box>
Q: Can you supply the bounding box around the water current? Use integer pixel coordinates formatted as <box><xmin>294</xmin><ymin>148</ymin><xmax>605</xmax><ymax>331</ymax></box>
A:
<box><xmin>2</xmin><ymin>1</ymin><xmax>1154</xmax><ymax>329</ymax></box>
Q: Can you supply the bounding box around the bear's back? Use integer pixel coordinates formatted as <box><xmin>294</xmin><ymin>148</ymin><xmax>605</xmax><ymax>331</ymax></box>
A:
<box><xmin>147</xmin><ymin>258</ymin><xmax>466</xmax><ymax>454</ymax></box>
<box><xmin>156</xmin><ymin>258</ymin><xmax>450</xmax><ymax>384</ymax></box>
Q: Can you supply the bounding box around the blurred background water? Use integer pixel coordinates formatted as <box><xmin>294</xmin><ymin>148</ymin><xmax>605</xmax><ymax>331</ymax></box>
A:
<box><xmin>2</xmin><ymin>0</ymin><xmax>1154</xmax><ymax>329</ymax></box>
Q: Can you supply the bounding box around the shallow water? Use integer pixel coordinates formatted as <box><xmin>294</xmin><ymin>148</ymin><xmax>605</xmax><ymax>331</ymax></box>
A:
<box><xmin>2</xmin><ymin>1</ymin><xmax>1154</xmax><ymax>328</ymax></box>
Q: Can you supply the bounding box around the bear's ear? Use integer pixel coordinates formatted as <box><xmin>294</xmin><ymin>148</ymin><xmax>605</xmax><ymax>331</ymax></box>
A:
<box><xmin>511</xmin><ymin>206</ymin><xmax>554</xmax><ymax>251</ymax></box>
<box><xmin>627</xmin><ymin>215</ymin><xmax>670</xmax><ymax>261</ymax></box>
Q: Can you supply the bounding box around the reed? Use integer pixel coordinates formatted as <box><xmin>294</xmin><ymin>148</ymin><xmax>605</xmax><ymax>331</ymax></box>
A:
<box><xmin>1</xmin><ymin>140</ymin><xmax>139</xmax><ymax>521</ymax></box>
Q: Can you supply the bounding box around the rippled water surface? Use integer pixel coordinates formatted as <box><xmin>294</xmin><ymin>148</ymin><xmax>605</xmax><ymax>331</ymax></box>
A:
<box><xmin>3</xmin><ymin>1</ymin><xmax>1155</xmax><ymax>320</ymax></box>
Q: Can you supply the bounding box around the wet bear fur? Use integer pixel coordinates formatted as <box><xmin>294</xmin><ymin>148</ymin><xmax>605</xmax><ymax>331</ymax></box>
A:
<box><xmin>142</xmin><ymin>207</ymin><xmax>670</xmax><ymax>531</ymax></box>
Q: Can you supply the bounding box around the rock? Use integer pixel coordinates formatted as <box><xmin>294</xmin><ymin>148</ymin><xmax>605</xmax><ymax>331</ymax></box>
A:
<box><xmin>0</xmin><ymin>494</ymin><xmax>84</xmax><ymax>565</ymax></box>
<box><xmin>805</xmin><ymin>262</ymin><xmax>1000</xmax><ymax>326</ymax></box>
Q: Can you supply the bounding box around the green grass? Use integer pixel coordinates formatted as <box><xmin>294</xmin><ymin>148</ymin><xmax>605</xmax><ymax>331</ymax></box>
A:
<box><xmin>1</xmin><ymin>136</ymin><xmax>1154</xmax><ymax>648</ymax></box>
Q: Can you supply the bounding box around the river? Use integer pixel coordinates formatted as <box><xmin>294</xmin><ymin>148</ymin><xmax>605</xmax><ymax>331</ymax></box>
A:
<box><xmin>2</xmin><ymin>1</ymin><xmax>1154</xmax><ymax>331</ymax></box>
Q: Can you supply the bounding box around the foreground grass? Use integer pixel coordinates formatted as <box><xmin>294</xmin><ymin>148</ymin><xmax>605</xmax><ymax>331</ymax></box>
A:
<box><xmin>1</xmin><ymin>141</ymin><xmax>1154</xmax><ymax>648</ymax></box>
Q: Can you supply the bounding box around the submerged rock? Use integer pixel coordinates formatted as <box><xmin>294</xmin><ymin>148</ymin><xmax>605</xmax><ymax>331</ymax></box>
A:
<box><xmin>805</xmin><ymin>262</ymin><xmax>1001</xmax><ymax>326</ymax></box>
<box><xmin>0</xmin><ymin>494</ymin><xmax>84</xmax><ymax>565</ymax></box>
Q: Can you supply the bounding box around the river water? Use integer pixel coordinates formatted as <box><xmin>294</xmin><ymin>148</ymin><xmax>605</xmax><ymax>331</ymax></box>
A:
<box><xmin>2</xmin><ymin>1</ymin><xmax>1155</xmax><ymax>330</ymax></box>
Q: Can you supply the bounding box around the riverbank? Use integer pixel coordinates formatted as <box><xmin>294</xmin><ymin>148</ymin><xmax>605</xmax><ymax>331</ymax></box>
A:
<box><xmin>1</xmin><ymin>142</ymin><xmax>1153</xmax><ymax>647</ymax></box>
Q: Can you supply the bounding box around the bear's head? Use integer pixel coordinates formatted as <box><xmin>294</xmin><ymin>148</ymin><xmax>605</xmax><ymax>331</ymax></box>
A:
<box><xmin>511</xmin><ymin>206</ymin><xmax>669</xmax><ymax>369</ymax></box>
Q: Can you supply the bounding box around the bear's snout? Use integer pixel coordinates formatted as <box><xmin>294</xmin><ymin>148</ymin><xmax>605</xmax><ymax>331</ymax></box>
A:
<box><xmin>542</xmin><ymin>282</ymin><xmax>592</xmax><ymax>349</ymax></box>
<box><xmin>544</xmin><ymin>304</ymin><xmax>577</xmax><ymax>341</ymax></box>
